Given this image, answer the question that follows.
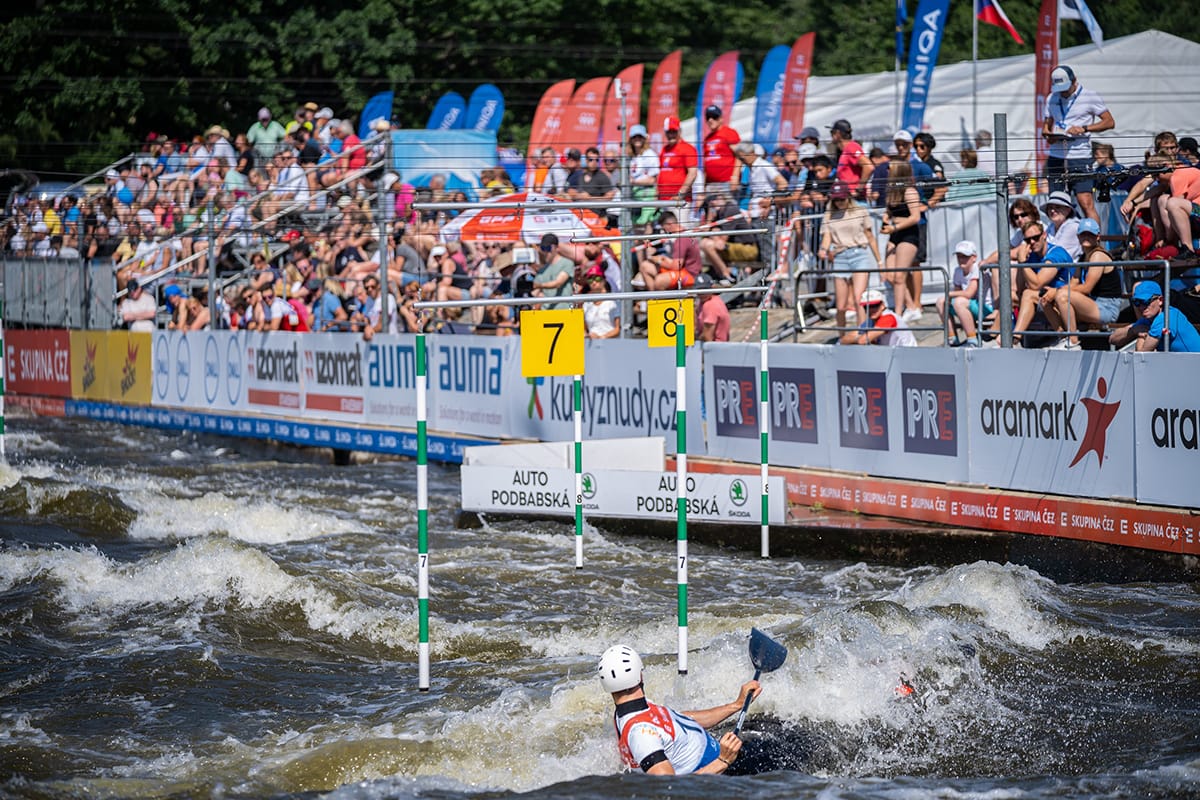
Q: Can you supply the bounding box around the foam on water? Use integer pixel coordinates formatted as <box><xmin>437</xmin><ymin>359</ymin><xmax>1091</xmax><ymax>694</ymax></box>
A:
<box><xmin>126</xmin><ymin>489</ymin><xmax>365</xmax><ymax>544</ymax></box>
<box><xmin>0</xmin><ymin>538</ymin><xmax>416</xmax><ymax>650</ymax></box>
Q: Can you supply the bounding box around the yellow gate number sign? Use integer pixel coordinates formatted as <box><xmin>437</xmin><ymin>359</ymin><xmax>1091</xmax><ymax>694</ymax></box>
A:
<box><xmin>521</xmin><ymin>308</ymin><xmax>585</xmax><ymax>377</ymax></box>
<box><xmin>647</xmin><ymin>299</ymin><xmax>695</xmax><ymax>348</ymax></box>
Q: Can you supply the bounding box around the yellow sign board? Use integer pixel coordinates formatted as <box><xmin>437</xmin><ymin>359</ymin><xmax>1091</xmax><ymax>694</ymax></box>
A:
<box><xmin>70</xmin><ymin>331</ymin><xmax>109</xmax><ymax>400</ymax></box>
<box><xmin>108</xmin><ymin>331</ymin><xmax>152</xmax><ymax>405</ymax></box>
<box><xmin>646</xmin><ymin>299</ymin><xmax>695</xmax><ymax>348</ymax></box>
<box><xmin>521</xmin><ymin>308</ymin><xmax>585</xmax><ymax>377</ymax></box>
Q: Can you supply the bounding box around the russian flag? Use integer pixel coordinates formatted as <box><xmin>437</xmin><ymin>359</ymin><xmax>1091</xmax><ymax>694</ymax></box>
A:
<box><xmin>977</xmin><ymin>0</ymin><xmax>1024</xmax><ymax>44</ymax></box>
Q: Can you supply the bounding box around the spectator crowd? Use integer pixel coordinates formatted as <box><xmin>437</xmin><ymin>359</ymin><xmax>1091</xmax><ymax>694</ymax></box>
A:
<box><xmin>8</xmin><ymin>62</ymin><xmax>1200</xmax><ymax>352</ymax></box>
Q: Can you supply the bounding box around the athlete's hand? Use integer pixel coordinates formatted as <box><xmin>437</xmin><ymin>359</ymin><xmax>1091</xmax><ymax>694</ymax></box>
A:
<box><xmin>735</xmin><ymin>679</ymin><xmax>762</xmax><ymax>709</ymax></box>
<box><xmin>717</xmin><ymin>731</ymin><xmax>743</xmax><ymax>764</ymax></box>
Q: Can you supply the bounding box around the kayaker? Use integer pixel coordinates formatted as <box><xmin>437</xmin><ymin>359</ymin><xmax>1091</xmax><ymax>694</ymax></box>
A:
<box><xmin>598</xmin><ymin>644</ymin><xmax>760</xmax><ymax>775</ymax></box>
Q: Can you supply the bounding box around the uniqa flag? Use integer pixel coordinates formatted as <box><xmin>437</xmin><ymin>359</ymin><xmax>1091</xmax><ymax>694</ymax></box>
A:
<box><xmin>427</xmin><ymin>92</ymin><xmax>466</xmax><ymax>130</ymax></box>
<box><xmin>978</xmin><ymin>0</ymin><xmax>1024</xmax><ymax>45</ymax></box>
<box><xmin>901</xmin><ymin>0</ymin><xmax>950</xmax><ymax>132</ymax></box>
<box><xmin>465</xmin><ymin>85</ymin><xmax>505</xmax><ymax>133</ymax></box>
<box><xmin>1060</xmin><ymin>0</ymin><xmax>1103</xmax><ymax>48</ymax></box>
<box><xmin>896</xmin><ymin>0</ymin><xmax>908</xmax><ymax>61</ymax></box>
<box><xmin>359</xmin><ymin>92</ymin><xmax>394</xmax><ymax>139</ymax></box>
<box><xmin>752</xmin><ymin>46</ymin><xmax>790</xmax><ymax>151</ymax></box>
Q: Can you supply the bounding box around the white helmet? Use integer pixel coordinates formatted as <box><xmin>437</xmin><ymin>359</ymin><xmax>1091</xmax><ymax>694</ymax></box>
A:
<box><xmin>598</xmin><ymin>645</ymin><xmax>644</xmax><ymax>693</ymax></box>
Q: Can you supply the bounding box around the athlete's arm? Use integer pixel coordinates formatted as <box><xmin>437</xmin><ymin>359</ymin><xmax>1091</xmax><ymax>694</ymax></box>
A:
<box><xmin>683</xmin><ymin>680</ymin><xmax>761</xmax><ymax>729</ymax></box>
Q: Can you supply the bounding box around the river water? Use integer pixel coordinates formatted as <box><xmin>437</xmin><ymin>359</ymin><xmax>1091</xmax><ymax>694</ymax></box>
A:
<box><xmin>0</xmin><ymin>415</ymin><xmax>1197</xmax><ymax>799</ymax></box>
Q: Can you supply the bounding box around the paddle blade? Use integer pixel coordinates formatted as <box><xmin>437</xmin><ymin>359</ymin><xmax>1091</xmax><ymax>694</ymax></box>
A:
<box><xmin>749</xmin><ymin>628</ymin><xmax>787</xmax><ymax>673</ymax></box>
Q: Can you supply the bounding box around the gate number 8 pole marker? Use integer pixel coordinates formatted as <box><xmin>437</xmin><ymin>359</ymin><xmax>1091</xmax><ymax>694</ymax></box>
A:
<box><xmin>520</xmin><ymin>308</ymin><xmax>585</xmax><ymax>377</ymax></box>
<box><xmin>647</xmin><ymin>299</ymin><xmax>695</xmax><ymax>348</ymax></box>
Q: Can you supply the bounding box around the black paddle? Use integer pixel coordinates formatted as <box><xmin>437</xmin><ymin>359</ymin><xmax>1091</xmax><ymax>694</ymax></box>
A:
<box><xmin>732</xmin><ymin>628</ymin><xmax>788</xmax><ymax>737</ymax></box>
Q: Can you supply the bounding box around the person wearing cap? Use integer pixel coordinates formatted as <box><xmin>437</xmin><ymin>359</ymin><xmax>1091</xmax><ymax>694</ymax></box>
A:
<box><xmin>701</xmin><ymin>105</ymin><xmax>741</xmax><ymax>204</ymax></box>
<box><xmin>1042</xmin><ymin>191</ymin><xmax>1082</xmax><ymax>259</ymax></box>
<box><xmin>627</xmin><ymin>124</ymin><xmax>660</xmax><ymax>226</ymax></box>
<box><xmin>794</xmin><ymin>126</ymin><xmax>821</xmax><ymax>148</ymax></box>
<box><xmin>1109</xmin><ymin>281</ymin><xmax>1200</xmax><ymax>353</ymax></box>
<box><xmin>598</xmin><ymin>644</ymin><xmax>758</xmax><ymax>775</ymax></box>
<box><xmin>206</xmin><ymin>125</ymin><xmax>237</xmax><ymax>170</ymax></box>
<box><xmin>937</xmin><ymin>240</ymin><xmax>990</xmax><ymax>347</ymax></box>
<box><xmin>247</xmin><ymin>107</ymin><xmax>286</xmax><ymax>161</ymax></box>
<box><xmin>532</xmin><ymin>233</ymin><xmax>574</xmax><ymax>308</ymax></box>
<box><xmin>1046</xmin><ymin>217</ymin><xmax>1125</xmax><ymax>348</ymax></box>
<box><xmin>828</xmin><ymin>119</ymin><xmax>872</xmax><ymax>199</ymax></box>
<box><xmin>819</xmin><ymin>181</ymin><xmax>882</xmax><ymax>329</ymax></box>
<box><xmin>658</xmin><ymin>117</ymin><xmax>699</xmax><ymax>217</ymax></box>
<box><xmin>1042</xmin><ymin>65</ymin><xmax>1114</xmax><ymax>224</ymax></box>
<box><xmin>582</xmin><ymin>265</ymin><xmax>620</xmax><ymax>339</ymax></box>
<box><xmin>841</xmin><ymin>289</ymin><xmax>916</xmax><ymax>347</ymax></box>
<box><xmin>118</xmin><ymin>279</ymin><xmax>158</xmax><ymax>333</ymax></box>
<box><xmin>733</xmin><ymin>142</ymin><xmax>787</xmax><ymax>219</ymax></box>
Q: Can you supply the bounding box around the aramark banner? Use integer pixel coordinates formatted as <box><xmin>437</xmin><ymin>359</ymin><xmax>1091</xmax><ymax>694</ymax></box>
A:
<box><xmin>1132</xmin><ymin>355</ymin><xmax>1198</xmax><ymax>507</ymax></box>
<box><xmin>966</xmin><ymin>350</ymin><xmax>1135</xmax><ymax>501</ymax></box>
<box><xmin>704</xmin><ymin>344</ymin><xmax>967</xmax><ymax>482</ymax></box>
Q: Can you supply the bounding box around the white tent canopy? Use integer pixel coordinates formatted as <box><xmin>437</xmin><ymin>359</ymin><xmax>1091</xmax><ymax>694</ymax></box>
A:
<box><xmin>685</xmin><ymin>29</ymin><xmax>1198</xmax><ymax>171</ymax></box>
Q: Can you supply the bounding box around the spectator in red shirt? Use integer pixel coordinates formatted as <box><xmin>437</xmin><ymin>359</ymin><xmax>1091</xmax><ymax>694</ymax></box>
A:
<box><xmin>637</xmin><ymin>211</ymin><xmax>702</xmax><ymax>290</ymax></box>
<box><xmin>658</xmin><ymin>116</ymin><xmax>699</xmax><ymax>218</ymax></box>
<box><xmin>693</xmin><ymin>273</ymin><xmax>730</xmax><ymax>342</ymax></box>
<box><xmin>701</xmin><ymin>105</ymin><xmax>740</xmax><ymax>204</ymax></box>
<box><xmin>828</xmin><ymin>119</ymin><xmax>872</xmax><ymax>199</ymax></box>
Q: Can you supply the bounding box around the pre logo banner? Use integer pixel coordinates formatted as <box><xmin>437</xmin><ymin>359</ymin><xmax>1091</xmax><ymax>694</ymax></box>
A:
<box><xmin>967</xmin><ymin>350</ymin><xmax>1135</xmax><ymax>500</ymax></box>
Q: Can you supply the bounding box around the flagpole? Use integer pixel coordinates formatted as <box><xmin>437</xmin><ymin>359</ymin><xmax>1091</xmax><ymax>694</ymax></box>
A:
<box><xmin>894</xmin><ymin>53</ymin><xmax>901</xmax><ymax>133</ymax></box>
<box><xmin>972</xmin><ymin>0</ymin><xmax>979</xmax><ymax>135</ymax></box>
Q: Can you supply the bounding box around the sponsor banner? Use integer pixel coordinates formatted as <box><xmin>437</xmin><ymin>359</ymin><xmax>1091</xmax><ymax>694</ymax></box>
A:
<box><xmin>153</xmin><ymin>331</ymin><xmax>231</xmax><ymax>410</ymax></box>
<box><xmin>465</xmin><ymin>84</ymin><xmax>506</xmax><ymax>134</ymax></box>
<box><xmin>427</xmin><ymin>91</ymin><xmax>466</xmax><ymax>130</ymax></box>
<box><xmin>243</xmin><ymin>332</ymin><xmax>303</xmax><ymax>415</ymax></box>
<box><xmin>461</xmin><ymin>465</ymin><xmax>784</xmax><ymax>524</ymax></box>
<box><xmin>63</xmin><ymin>399</ymin><xmax>477</xmax><ymax>463</ymax></box>
<box><xmin>428</xmin><ymin>334</ymin><xmax>517</xmax><ymax>439</ymax></box>
<box><xmin>303</xmin><ymin>333</ymin><xmax>366</xmax><ymax>421</ymax></box>
<box><xmin>526</xmin><ymin>78</ymin><xmax>576</xmax><ymax>178</ymax></box>
<box><xmin>703</xmin><ymin>343</ymin><xmax>831</xmax><ymax>468</ymax></box>
<box><xmin>901</xmin><ymin>0</ymin><xmax>951</xmax><ymax>133</ymax></box>
<box><xmin>752</xmin><ymin>45</ymin><xmax>790</xmax><ymax>152</ymax></box>
<box><xmin>69</xmin><ymin>331</ymin><xmax>109</xmax><ymax>401</ymax></box>
<box><xmin>967</xmin><ymin>350</ymin><xmax>1135</xmax><ymax>500</ymax></box>
<box><xmin>107</xmin><ymin>332</ymin><xmax>152</xmax><ymax>405</ymax></box>
<box><xmin>7</xmin><ymin>394</ymin><xmax>66</xmax><ymax>416</ymax></box>
<box><xmin>686</xmin><ymin>460</ymin><xmax>1199</xmax><ymax>557</ymax></box>
<box><xmin>562</xmin><ymin>77</ymin><xmax>611</xmax><ymax>153</ymax></box>
<box><xmin>363</xmin><ymin>334</ymin><xmax>419</xmax><ymax>425</ymax></box>
<box><xmin>600</xmin><ymin>63</ymin><xmax>644</xmax><ymax>149</ymax></box>
<box><xmin>6</xmin><ymin>329</ymin><xmax>71</xmax><ymax>397</ymax></box>
<box><xmin>645</xmin><ymin>50</ymin><xmax>681</xmax><ymax>154</ymax></box>
<box><xmin>1034</xmin><ymin>0</ymin><xmax>1058</xmax><ymax>176</ymax></box>
<box><xmin>1132</xmin><ymin>355</ymin><xmax>1200</xmax><ymax>508</ymax></box>
<box><xmin>778</xmin><ymin>32</ymin><xmax>815</xmax><ymax>148</ymax></box>
<box><xmin>508</xmin><ymin>338</ymin><xmax>705</xmax><ymax>454</ymax></box>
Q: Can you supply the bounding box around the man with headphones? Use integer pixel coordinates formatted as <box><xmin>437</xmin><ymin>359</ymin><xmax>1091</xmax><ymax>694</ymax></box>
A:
<box><xmin>1042</xmin><ymin>64</ymin><xmax>1115</xmax><ymax>224</ymax></box>
<box><xmin>598</xmin><ymin>645</ymin><xmax>760</xmax><ymax>775</ymax></box>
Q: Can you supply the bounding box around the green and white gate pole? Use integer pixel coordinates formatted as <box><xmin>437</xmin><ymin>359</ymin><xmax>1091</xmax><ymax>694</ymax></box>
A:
<box><xmin>416</xmin><ymin>333</ymin><xmax>430</xmax><ymax>691</ymax></box>
<box><xmin>675</xmin><ymin>321</ymin><xmax>688</xmax><ymax>675</ymax></box>
<box><xmin>759</xmin><ymin>309</ymin><xmax>769</xmax><ymax>557</ymax></box>
<box><xmin>573</xmin><ymin>374</ymin><xmax>584</xmax><ymax>568</ymax></box>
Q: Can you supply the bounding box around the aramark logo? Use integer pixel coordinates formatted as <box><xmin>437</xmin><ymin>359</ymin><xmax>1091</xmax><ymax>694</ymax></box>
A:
<box><xmin>979</xmin><ymin>377</ymin><xmax>1120</xmax><ymax>468</ymax></box>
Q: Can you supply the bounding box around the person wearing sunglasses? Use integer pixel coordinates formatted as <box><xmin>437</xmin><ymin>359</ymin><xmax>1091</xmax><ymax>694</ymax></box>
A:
<box><xmin>1013</xmin><ymin>221</ymin><xmax>1074</xmax><ymax>344</ymax></box>
<box><xmin>1109</xmin><ymin>281</ymin><xmax>1200</xmax><ymax>352</ymax></box>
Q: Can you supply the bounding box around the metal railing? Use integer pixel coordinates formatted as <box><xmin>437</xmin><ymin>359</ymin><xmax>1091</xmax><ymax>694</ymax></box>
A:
<box><xmin>1</xmin><ymin>257</ymin><xmax>113</xmax><ymax>329</ymax></box>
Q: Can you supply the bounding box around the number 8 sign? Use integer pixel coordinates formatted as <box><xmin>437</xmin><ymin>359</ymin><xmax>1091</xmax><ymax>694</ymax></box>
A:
<box><xmin>647</xmin><ymin>299</ymin><xmax>695</xmax><ymax>348</ymax></box>
<box><xmin>520</xmin><ymin>308</ymin><xmax>586</xmax><ymax>377</ymax></box>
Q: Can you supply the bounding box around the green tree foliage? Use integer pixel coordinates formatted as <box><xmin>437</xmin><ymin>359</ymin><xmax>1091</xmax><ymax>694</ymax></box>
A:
<box><xmin>0</xmin><ymin>0</ymin><xmax>1195</xmax><ymax>175</ymax></box>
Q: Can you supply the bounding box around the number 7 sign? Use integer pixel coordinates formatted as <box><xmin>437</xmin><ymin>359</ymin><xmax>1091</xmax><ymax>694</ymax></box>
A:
<box><xmin>520</xmin><ymin>308</ymin><xmax>585</xmax><ymax>377</ymax></box>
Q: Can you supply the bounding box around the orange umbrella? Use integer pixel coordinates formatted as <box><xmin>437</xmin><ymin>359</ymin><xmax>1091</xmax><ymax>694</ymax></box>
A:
<box><xmin>437</xmin><ymin>192</ymin><xmax>616</xmax><ymax>244</ymax></box>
